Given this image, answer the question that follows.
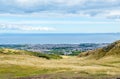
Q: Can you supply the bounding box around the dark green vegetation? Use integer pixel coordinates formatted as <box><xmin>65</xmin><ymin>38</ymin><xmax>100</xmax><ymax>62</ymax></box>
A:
<box><xmin>0</xmin><ymin>48</ymin><xmax>62</xmax><ymax>59</ymax></box>
<box><xmin>49</xmin><ymin>50</ymin><xmax>64</xmax><ymax>55</ymax></box>
<box><xmin>50</xmin><ymin>49</ymin><xmax>82</xmax><ymax>56</ymax></box>
<box><xmin>79</xmin><ymin>40</ymin><xmax>120</xmax><ymax>59</ymax></box>
<box><xmin>69</xmin><ymin>50</ymin><xmax>82</xmax><ymax>56</ymax></box>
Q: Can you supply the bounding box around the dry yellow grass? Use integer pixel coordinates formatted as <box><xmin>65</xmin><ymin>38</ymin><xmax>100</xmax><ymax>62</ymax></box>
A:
<box><xmin>0</xmin><ymin>54</ymin><xmax>120</xmax><ymax>78</ymax></box>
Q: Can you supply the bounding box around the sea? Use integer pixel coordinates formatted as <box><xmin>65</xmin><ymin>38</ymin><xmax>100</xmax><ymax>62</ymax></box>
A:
<box><xmin>0</xmin><ymin>33</ymin><xmax>120</xmax><ymax>44</ymax></box>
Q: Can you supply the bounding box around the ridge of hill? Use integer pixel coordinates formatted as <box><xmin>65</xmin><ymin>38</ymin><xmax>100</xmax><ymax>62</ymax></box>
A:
<box><xmin>79</xmin><ymin>40</ymin><xmax>120</xmax><ymax>59</ymax></box>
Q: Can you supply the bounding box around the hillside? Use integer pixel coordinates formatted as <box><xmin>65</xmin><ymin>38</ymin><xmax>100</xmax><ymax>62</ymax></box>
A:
<box><xmin>0</xmin><ymin>48</ymin><xmax>62</xmax><ymax>59</ymax></box>
<box><xmin>79</xmin><ymin>40</ymin><xmax>120</xmax><ymax>59</ymax></box>
<box><xmin>0</xmin><ymin>44</ymin><xmax>120</xmax><ymax>79</ymax></box>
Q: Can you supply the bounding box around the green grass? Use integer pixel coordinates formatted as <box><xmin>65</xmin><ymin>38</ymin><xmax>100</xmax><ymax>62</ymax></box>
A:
<box><xmin>69</xmin><ymin>50</ymin><xmax>82</xmax><ymax>56</ymax></box>
<box><xmin>0</xmin><ymin>64</ymin><xmax>69</xmax><ymax>79</ymax></box>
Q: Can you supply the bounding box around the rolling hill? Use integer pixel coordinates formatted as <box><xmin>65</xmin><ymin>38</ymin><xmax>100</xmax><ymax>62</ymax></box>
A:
<box><xmin>0</xmin><ymin>41</ymin><xmax>120</xmax><ymax>79</ymax></box>
<box><xmin>79</xmin><ymin>40</ymin><xmax>120</xmax><ymax>59</ymax></box>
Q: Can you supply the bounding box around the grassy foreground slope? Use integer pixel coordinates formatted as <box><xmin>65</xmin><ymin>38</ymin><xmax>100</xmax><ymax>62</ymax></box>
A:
<box><xmin>0</xmin><ymin>54</ymin><xmax>120</xmax><ymax>79</ymax></box>
<box><xmin>0</xmin><ymin>40</ymin><xmax>120</xmax><ymax>79</ymax></box>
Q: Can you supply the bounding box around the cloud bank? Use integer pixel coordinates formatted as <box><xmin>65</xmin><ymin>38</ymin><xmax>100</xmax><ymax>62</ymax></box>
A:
<box><xmin>0</xmin><ymin>0</ymin><xmax>120</xmax><ymax>19</ymax></box>
<box><xmin>0</xmin><ymin>24</ymin><xmax>56</xmax><ymax>31</ymax></box>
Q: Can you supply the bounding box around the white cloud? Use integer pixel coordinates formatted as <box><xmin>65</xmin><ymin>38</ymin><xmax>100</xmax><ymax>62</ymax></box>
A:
<box><xmin>0</xmin><ymin>0</ymin><xmax>120</xmax><ymax>20</ymax></box>
<box><xmin>4</xmin><ymin>21</ymin><xmax>120</xmax><ymax>25</ymax></box>
<box><xmin>16</xmin><ymin>0</ymin><xmax>41</xmax><ymax>8</ymax></box>
<box><xmin>15</xmin><ymin>0</ymin><xmax>84</xmax><ymax>7</ymax></box>
<box><xmin>0</xmin><ymin>24</ymin><xmax>56</xmax><ymax>31</ymax></box>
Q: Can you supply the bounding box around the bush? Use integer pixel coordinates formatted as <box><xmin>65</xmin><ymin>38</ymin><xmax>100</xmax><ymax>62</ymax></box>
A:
<box><xmin>32</xmin><ymin>52</ymin><xmax>62</xmax><ymax>59</ymax></box>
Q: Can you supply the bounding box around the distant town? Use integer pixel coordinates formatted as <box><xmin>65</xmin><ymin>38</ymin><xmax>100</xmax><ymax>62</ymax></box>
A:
<box><xmin>0</xmin><ymin>43</ymin><xmax>108</xmax><ymax>55</ymax></box>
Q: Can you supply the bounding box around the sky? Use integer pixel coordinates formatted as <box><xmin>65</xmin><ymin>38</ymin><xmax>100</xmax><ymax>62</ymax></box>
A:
<box><xmin>0</xmin><ymin>0</ymin><xmax>120</xmax><ymax>33</ymax></box>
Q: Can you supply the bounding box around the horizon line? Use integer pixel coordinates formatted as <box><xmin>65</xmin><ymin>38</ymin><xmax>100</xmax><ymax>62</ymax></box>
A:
<box><xmin>0</xmin><ymin>32</ymin><xmax>120</xmax><ymax>34</ymax></box>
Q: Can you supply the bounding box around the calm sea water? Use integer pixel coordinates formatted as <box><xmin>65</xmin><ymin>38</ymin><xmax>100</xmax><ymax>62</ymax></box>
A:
<box><xmin>0</xmin><ymin>33</ymin><xmax>120</xmax><ymax>44</ymax></box>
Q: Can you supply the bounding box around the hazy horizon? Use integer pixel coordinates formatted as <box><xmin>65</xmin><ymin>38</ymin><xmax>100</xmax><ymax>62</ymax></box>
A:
<box><xmin>0</xmin><ymin>32</ymin><xmax>120</xmax><ymax>34</ymax></box>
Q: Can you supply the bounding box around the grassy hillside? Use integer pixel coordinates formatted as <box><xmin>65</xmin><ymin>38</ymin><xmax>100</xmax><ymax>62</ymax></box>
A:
<box><xmin>0</xmin><ymin>42</ymin><xmax>120</xmax><ymax>79</ymax></box>
<box><xmin>0</xmin><ymin>55</ymin><xmax>120</xmax><ymax>79</ymax></box>
<box><xmin>0</xmin><ymin>48</ymin><xmax>62</xmax><ymax>59</ymax></box>
<box><xmin>79</xmin><ymin>40</ymin><xmax>120</xmax><ymax>59</ymax></box>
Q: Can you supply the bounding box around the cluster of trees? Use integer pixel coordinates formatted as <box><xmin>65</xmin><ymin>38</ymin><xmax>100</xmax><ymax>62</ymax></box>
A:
<box><xmin>49</xmin><ymin>49</ymin><xmax>82</xmax><ymax>56</ymax></box>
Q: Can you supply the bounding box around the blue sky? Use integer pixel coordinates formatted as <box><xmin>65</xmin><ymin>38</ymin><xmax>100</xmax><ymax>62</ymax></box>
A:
<box><xmin>0</xmin><ymin>0</ymin><xmax>120</xmax><ymax>33</ymax></box>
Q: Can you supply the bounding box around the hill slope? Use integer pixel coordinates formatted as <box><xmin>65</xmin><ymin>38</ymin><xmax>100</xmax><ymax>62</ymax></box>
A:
<box><xmin>79</xmin><ymin>40</ymin><xmax>120</xmax><ymax>59</ymax></box>
<box><xmin>0</xmin><ymin>46</ymin><xmax>120</xmax><ymax>79</ymax></box>
<box><xmin>0</xmin><ymin>48</ymin><xmax>62</xmax><ymax>59</ymax></box>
